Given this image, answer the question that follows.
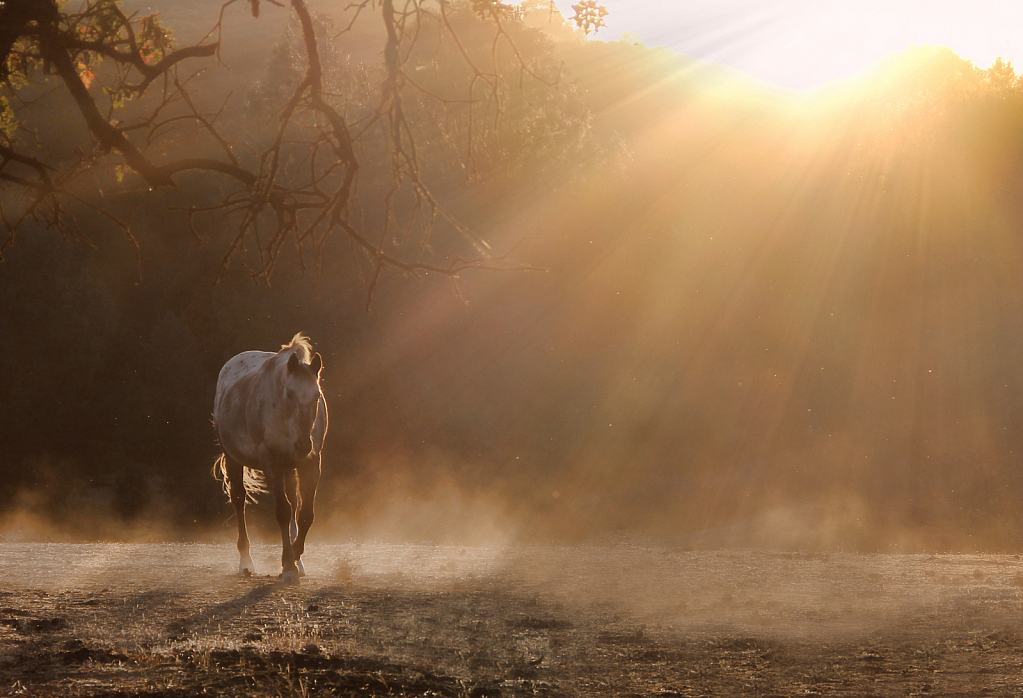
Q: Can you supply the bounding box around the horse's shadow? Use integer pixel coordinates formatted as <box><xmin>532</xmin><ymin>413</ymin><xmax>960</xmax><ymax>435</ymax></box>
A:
<box><xmin>160</xmin><ymin>580</ymin><xmax>282</xmax><ymax>641</ymax></box>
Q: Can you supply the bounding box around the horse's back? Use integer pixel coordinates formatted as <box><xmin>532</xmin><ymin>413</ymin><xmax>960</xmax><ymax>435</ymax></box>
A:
<box><xmin>214</xmin><ymin>343</ymin><xmax>328</xmax><ymax>469</ymax></box>
<box><xmin>214</xmin><ymin>351</ymin><xmax>273</xmax><ymax>419</ymax></box>
<box><xmin>214</xmin><ymin>350</ymin><xmax>275</xmax><ymax>465</ymax></box>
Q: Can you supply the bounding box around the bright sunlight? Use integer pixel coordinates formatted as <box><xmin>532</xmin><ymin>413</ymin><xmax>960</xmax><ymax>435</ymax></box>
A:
<box><xmin>556</xmin><ymin>0</ymin><xmax>1023</xmax><ymax>90</ymax></box>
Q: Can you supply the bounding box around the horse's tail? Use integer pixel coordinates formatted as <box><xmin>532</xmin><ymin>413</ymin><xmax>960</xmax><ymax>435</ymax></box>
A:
<box><xmin>212</xmin><ymin>453</ymin><xmax>268</xmax><ymax>504</ymax></box>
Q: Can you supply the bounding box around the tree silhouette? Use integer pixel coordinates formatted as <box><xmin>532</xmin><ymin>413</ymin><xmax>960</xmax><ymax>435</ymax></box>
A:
<box><xmin>0</xmin><ymin>0</ymin><xmax>611</xmax><ymax>301</ymax></box>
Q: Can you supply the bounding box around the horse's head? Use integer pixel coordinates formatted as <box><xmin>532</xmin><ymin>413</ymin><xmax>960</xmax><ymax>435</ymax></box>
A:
<box><xmin>283</xmin><ymin>351</ymin><xmax>323</xmax><ymax>459</ymax></box>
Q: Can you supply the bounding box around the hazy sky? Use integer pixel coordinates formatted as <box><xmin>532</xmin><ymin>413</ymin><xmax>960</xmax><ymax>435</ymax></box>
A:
<box><xmin>551</xmin><ymin>0</ymin><xmax>1023</xmax><ymax>90</ymax></box>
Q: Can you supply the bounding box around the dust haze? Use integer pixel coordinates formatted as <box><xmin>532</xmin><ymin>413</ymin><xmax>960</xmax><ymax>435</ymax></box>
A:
<box><xmin>1</xmin><ymin>3</ymin><xmax>1021</xmax><ymax>555</ymax></box>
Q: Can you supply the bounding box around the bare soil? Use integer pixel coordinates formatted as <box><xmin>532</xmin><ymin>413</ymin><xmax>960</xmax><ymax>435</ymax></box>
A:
<box><xmin>3</xmin><ymin>541</ymin><xmax>1023</xmax><ymax>696</ymax></box>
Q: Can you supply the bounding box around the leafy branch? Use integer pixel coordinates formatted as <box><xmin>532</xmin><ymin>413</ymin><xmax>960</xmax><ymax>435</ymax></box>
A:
<box><xmin>0</xmin><ymin>0</ymin><xmax>609</xmax><ymax>302</ymax></box>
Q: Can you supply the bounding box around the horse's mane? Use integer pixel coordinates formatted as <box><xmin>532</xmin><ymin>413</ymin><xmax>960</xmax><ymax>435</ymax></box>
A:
<box><xmin>282</xmin><ymin>332</ymin><xmax>313</xmax><ymax>363</ymax></box>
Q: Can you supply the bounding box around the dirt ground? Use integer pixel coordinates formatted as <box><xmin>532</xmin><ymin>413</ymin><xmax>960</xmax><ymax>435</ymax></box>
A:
<box><xmin>3</xmin><ymin>541</ymin><xmax>1023</xmax><ymax>696</ymax></box>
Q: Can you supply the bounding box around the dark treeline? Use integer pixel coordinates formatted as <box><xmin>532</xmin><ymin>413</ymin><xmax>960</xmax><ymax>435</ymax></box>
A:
<box><xmin>1</xmin><ymin>4</ymin><xmax>1021</xmax><ymax>551</ymax></box>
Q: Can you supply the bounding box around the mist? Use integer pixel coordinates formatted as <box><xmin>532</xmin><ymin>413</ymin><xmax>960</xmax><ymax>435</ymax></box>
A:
<box><xmin>1</xmin><ymin>4</ymin><xmax>1021</xmax><ymax>555</ymax></box>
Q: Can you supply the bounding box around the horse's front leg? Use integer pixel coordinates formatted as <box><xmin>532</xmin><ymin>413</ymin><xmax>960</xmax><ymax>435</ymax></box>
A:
<box><xmin>292</xmin><ymin>456</ymin><xmax>321</xmax><ymax>577</ymax></box>
<box><xmin>285</xmin><ymin>469</ymin><xmax>300</xmax><ymax>545</ymax></box>
<box><xmin>267</xmin><ymin>468</ymin><xmax>301</xmax><ymax>585</ymax></box>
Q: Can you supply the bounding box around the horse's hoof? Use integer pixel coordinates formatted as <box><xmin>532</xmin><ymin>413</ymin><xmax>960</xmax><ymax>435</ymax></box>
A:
<box><xmin>297</xmin><ymin>559</ymin><xmax>306</xmax><ymax>577</ymax></box>
<box><xmin>281</xmin><ymin>570</ymin><xmax>300</xmax><ymax>586</ymax></box>
<box><xmin>239</xmin><ymin>555</ymin><xmax>256</xmax><ymax>575</ymax></box>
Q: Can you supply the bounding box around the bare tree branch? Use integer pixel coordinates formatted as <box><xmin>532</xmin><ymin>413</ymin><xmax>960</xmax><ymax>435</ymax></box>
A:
<box><xmin>0</xmin><ymin>0</ymin><xmax>570</xmax><ymax>306</ymax></box>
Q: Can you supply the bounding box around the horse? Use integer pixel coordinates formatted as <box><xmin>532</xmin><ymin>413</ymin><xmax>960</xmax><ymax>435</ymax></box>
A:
<box><xmin>213</xmin><ymin>333</ymin><xmax>328</xmax><ymax>585</ymax></box>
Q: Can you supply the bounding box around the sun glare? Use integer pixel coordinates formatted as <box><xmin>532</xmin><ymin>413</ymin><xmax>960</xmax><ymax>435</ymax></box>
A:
<box><xmin>555</xmin><ymin>0</ymin><xmax>1023</xmax><ymax>90</ymax></box>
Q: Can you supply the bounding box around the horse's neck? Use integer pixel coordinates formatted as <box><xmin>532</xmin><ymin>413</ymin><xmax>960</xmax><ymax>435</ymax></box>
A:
<box><xmin>254</xmin><ymin>354</ymin><xmax>286</xmax><ymax>399</ymax></box>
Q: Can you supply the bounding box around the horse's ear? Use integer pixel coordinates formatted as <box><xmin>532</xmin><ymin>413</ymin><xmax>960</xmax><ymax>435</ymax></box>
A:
<box><xmin>310</xmin><ymin>353</ymin><xmax>322</xmax><ymax>376</ymax></box>
<box><xmin>287</xmin><ymin>353</ymin><xmax>300</xmax><ymax>372</ymax></box>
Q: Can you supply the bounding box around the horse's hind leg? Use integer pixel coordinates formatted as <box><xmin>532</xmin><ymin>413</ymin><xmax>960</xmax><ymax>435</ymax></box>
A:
<box><xmin>293</xmin><ymin>457</ymin><xmax>321</xmax><ymax>577</ymax></box>
<box><xmin>225</xmin><ymin>456</ymin><xmax>255</xmax><ymax>575</ymax></box>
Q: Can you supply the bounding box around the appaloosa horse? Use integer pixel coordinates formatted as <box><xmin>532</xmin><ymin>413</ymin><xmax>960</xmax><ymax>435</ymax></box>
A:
<box><xmin>213</xmin><ymin>333</ymin><xmax>327</xmax><ymax>584</ymax></box>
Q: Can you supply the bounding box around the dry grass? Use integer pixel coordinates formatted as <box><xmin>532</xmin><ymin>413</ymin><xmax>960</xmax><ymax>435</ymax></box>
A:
<box><xmin>4</xmin><ymin>544</ymin><xmax>1023</xmax><ymax>696</ymax></box>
